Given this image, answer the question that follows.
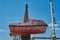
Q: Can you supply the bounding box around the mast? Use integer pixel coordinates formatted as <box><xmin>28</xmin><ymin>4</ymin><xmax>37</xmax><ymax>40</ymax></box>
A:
<box><xmin>21</xmin><ymin>1</ymin><xmax>31</xmax><ymax>40</ymax></box>
<box><xmin>24</xmin><ymin>3</ymin><xmax>29</xmax><ymax>23</ymax></box>
<box><xmin>50</xmin><ymin>0</ymin><xmax>56</xmax><ymax>40</ymax></box>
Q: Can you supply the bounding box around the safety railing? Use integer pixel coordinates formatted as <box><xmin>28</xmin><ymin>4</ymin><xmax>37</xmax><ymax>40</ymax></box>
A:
<box><xmin>32</xmin><ymin>37</ymin><xmax>60</xmax><ymax>40</ymax></box>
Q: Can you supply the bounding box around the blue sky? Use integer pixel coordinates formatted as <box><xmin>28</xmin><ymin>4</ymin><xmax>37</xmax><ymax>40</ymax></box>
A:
<box><xmin>0</xmin><ymin>0</ymin><xmax>60</xmax><ymax>40</ymax></box>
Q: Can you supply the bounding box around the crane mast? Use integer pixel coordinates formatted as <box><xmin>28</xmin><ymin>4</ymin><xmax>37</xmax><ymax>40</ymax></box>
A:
<box><xmin>50</xmin><ymin>0</ymin><xmax>56</xmax><ymax>40</ymax></box>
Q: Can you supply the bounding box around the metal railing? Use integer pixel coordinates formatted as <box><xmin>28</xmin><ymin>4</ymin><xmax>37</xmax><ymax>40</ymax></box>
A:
<box><xmin>32</xmin><ymin>37</ymin><xmax>60</xmax><ymax>40</ymax></box>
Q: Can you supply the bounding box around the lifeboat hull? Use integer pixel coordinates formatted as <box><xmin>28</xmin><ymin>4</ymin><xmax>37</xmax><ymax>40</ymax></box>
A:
<box><xmin>9</xmin><ymin>25</ymin><xmax>47</xmax><ymax>36</ymax></box>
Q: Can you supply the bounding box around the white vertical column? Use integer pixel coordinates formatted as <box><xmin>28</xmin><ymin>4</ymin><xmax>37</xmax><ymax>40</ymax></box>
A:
<box><xmin>50</xmin><ymin>0</ymin><xmax>56</xmax><ymax>39</ymax></box>
<box><xmin>13</xmin><ymin>36</ymin><xmax>16</xmax><ymax>40</ymax></box>
<box><xmin>17</xmin><ymin>35</ymin><xmax>21</xmax><ymax>40</ymax></box>
<box><xmin>50</xmin><ymin>0</ymin><xmax>54</xmax><ymax>31</ymax></box>
<box><xmin>13</xmin><ymin>36</ymin><xmax>18</xmax><ymax>40</ymax></box>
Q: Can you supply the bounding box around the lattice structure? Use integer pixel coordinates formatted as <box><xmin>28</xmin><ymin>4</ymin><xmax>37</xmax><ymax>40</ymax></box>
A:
<box><xmin>50</xmin><ymin>0</ymin><xmax>56</xmax><ymax>40</ymax></box>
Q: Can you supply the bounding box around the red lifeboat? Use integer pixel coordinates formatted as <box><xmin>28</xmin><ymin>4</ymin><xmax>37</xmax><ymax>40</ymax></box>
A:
<box><xmin>9</xmin><ymin>20</ymin><xmax>48</xmax><ymax>36</ymax></box>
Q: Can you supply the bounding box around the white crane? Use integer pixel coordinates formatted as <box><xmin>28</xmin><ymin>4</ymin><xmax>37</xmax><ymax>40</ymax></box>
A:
<box><xmin>50</xmin><ymin>0</ymin><xmax>56</xmax><ymax>40</ymax></box>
